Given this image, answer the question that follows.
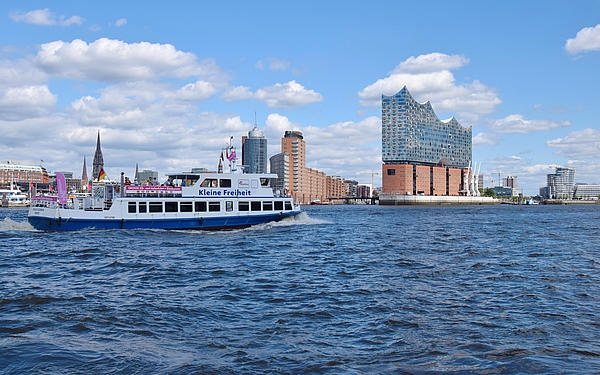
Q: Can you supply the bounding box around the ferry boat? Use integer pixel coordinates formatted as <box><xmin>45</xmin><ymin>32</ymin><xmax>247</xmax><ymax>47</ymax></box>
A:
<box><xmin>0</xmin><ymin>186</ymin><xmax>30</xmax><ymax>207</ymax></box>
<box><xmin>27</xmin><ymin>171</ymin><xmax>301</xmax><ymax>231</ymax></box>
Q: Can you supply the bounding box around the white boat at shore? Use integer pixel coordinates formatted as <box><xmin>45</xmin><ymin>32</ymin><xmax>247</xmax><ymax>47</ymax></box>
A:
<box><xmin>0</xmin><ymin>187</ymin><xmax>30</xmax><ymax>207</ymax></box>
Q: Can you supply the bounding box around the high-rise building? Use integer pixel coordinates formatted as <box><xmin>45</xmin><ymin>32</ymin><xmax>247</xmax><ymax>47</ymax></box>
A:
<box><xmin>92</xmin><ymin>131</ymin><xmax>104</xmax><ymax>181</ymax></box>
<box><xmin>242</xmin><ymin>125</ymin><xmax>267</xmax><ymax>174</ymax></box>
<box><xmin>282</xmin><ymin>130</ymin><xmax>306</xmax><ymax>197</ymax></box>
<box><xmin>546</xmin><ymin>167</ymin><xmax>575</xmax><ymax>199</ymax></box>
<box><xmin>502</xmin><ymin>175</ymin><xmax>518</xmax><ymax>196</ymax></box>
<box><xmin>381</xmin><ymin>87</ymin><xmax>472</xmax><ymax>196</ymax></box>
<box><xmin>269</xmin><ymin>152</ymin><xmax>289</xmax><ymax>194</ymax></box>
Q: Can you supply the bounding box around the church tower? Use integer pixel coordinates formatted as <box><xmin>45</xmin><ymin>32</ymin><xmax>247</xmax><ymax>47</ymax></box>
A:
<box><xmin>81</xmin><ymin>156</ymin><xmax>88</xmax><ymax>189</ymax></box>
<box><xmin>92</xmin><ymin>131</ymin><xmax>104</xmax><ymax>180</ymax></box>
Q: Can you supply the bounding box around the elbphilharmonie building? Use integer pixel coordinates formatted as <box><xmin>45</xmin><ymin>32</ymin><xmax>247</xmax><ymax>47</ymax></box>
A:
<box><xmin>381</xmin><ymin>87</ymin><xmax>473</xmax><ymax>196</ymax></box>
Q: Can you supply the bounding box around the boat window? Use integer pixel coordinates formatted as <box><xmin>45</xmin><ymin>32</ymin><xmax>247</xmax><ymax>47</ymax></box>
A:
<box><xmin>238</xmin><ymin>179</ymin><xmax>249</xmax><ymax>188</ymax></box>
<box><xmin>239</xmin><ymin>201</ymin><xmax>249</xmax><ymax>211</ymax></box>
<box><xmin>274</xmin><ymin>201</ymin><xmax>284</xmax><ymax>210</ymax></box>
<box><xmin>285</xmin><ymin>201</ymin><xmax>292</xmax><ymax>210</ymax></box>
<box><xmin>200</xmin><ymin>178</ymin><xmax>218</xmax><ymax>187</ymax></box>
<box><xmin>226</xmin><ymin>201</ymin><xmax>233</xmax><ymax>212</ymax></box>
<box><xmin>180</xmin><ymin>202</ymin><xmax>193</xmax><ymax>212</ymax></box>
<box><xmin>165</xmin><ymin>201</ymin><xmax>178</xmax><ymax>212</ymax></box>
<box><xmin>128</xmin><ymin>202</ymin><xmax>136</xmax><ymax>213</ymax></box>
<box><xmin>149</xmin><ymin>202</ymin><xmax>163</xmax><ymax>213</ymax></box>
<box><xmin>263</xmin><ymin>201</ymin><xmax>273</xmax><ymax>210</ymax></box>
<box><xmin>138</xmin><ymin>202</ymin><xmax>147</xmax><ymax>213</ymax></box>
<box><xmin>260</xmin><ymin>178</ymin><xmax>269</xmax><ymax>187</ymax></box>
<box><xmin>195</xmin><ymin>201</ymin><xmax>207</xmax><ymax>212</ymax></box>
<box><xmin>251</xmin><ymin>180</ymin><xmax>258</xmax><ymax>188</ymax></box>
<box><xmin>251</xmin><ymin>201</ymin><xmax>261</xmax><ymax>211</ymax></box>
<box><xmin>220</xmin><ymin>179</ymin><xmax>231</xmax><ymax>188</ymax></box>
<box><xmin>209</xmin><ymin>201</ymin><xmax>220</xmax><ymax>212</ymax></box>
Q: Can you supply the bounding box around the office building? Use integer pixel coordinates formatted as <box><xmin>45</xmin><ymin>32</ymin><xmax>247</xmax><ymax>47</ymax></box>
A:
<box><xmin>0</xmin><ymin>161</ymin><xmax>49</xmax><ymax>185</ymax></box>
<box><xmin>381</xmin><ymin>87</ymin><xmax>472</xmax><ymax>196</ymax></box>
<box><xmin>269</xmin><ymin>152</ymin><xmax>290</xmax><ymax>194</ymax></box>
<box><xmin>546</xmin><ymin>167</ymin><xmax>575</xmax><ymax>199</ymax></box>
<box><xmin>502</xmin><ymin>175</ymin><xmax>518</xmax><ymax>196</ymax></box>
<box><xmin>242</xmin><ymin>125</ymin><xmax>267</xmax><ymax>174</ymax></box>
<box><xmin>573</xmin><ymin>184</ymin><xmax>600</xmax><ymax>200</ymax></box>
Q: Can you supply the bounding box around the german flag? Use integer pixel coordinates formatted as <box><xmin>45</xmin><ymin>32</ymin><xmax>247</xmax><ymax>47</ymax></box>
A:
<box><xmin>98</xmin><ymin>169</ymin><xmax>107</xmax><ymax>181</ymax></box>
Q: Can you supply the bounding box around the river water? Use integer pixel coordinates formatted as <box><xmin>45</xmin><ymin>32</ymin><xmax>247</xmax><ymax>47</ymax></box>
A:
<box><xmin>1</xmin><ymin>205</ymin><xmax>599</xmax><ymax>374</ymax></box>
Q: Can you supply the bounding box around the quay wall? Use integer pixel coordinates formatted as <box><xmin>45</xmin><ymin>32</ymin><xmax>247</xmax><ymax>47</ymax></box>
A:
<box><xmin>380</xmin><ymin>194</ymin><xmax>498</xmax><ymax>206</ymax></box>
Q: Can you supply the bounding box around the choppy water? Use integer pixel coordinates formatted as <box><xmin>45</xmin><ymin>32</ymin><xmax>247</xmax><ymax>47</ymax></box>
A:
<box><xmin>1</xmin><ymin>204</ymin><xmax>600</xmax><ymax>374</ymax></box>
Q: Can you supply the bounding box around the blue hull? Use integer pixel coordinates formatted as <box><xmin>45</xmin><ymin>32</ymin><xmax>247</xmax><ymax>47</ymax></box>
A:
<box><xmin>28</xmin><ymin>211</ymin><xmax>301</xmax><ymax>231</ymax></box>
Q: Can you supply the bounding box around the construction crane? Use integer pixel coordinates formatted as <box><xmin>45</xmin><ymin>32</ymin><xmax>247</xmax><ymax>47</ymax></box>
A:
<box><xmin>357</xmin><ymin>170</ymin><xmax>380</xmax><ymax>198</ymax></box>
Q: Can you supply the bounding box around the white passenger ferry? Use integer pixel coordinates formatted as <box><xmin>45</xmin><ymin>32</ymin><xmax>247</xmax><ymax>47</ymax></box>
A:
<box><xmin>0</xmin><ymin>186</ymin><xmax>29</xmax><ymax>207</ymax></box>
<box><xmin>27</xmin><ymin>171</ymin><xmax>300</xmax><ymax>231</ymax></box>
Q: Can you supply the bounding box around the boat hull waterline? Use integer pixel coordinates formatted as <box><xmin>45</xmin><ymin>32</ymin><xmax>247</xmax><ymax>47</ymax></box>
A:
<box><xmin>28</xmin><ymin>211</ymin><xmax>300</xmax><ymax>231</ymax></box>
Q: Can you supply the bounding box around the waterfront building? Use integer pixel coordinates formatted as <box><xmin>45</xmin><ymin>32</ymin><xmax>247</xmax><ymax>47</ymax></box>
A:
<box><xmin>381</xmin><ymin>87</ymin><xmax>472</xmax><ymax>196</ymax></box>
<box><xmin>0</xmin><ymin>161</ymin><xmax>49</xmax><ymax>185</ymax></box>
<box><xmin>357</xmin><ymin>184</ymin><xmax>371</xmax><ymax>198</ymax></box>
<box><xmin>242</xmin><ymin>125</ymin><xmax>267</xmax><ymax>174</ymax></box>
<box><xmin>92</xmin><ymin>131</ymin><xmax>104</xmax><ymax>181</ymax></box>
<box><xmin>138</xmin><ymin>169</ymin><xmax>158</xmax><ymax>183</ymax></box>
<box><xmin>546</xmin><ymin>167</ymin><xmax>575</xmax><ymax>199</ymax></box>
<box><xmin>490</xmin><ymin>186</ymin><xmax>513</xmax><ymax>197</ymax></box>
<box><xmin>269</xmin><ymin>152</ymin><xmax>290</xmax><ymax>194</ymax></box>
<box><xmin>502</xmin><ymin>176</ymin><xmax>518</xmax><ymax>196</ymax></box>
<box><xmin>573</xmin><ymin>183</ymin><xmax>600</xmax><ymax>200</ymax></box>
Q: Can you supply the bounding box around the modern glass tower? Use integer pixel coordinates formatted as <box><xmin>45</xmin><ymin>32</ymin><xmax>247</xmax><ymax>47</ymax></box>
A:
<box><xmin>243</xmin><ymin>125</ymin><xmax>267</xmax><ymax>174</ymax></box>
<box><xmin>382</xmin><ymin>86</ymin><xmax>471</xmax><ymax>168</ymax></box>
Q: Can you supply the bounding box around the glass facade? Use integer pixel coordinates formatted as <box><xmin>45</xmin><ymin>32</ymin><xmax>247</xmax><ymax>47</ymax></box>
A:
<box><xmin>382</xmin><ymin>87</ymin><xmax>472</xmax><ymax>168</ymax></box>
<box><xmin>243</xmin><ymin>126</ymin><xmax>267</xmax><ymax>174</ymax></box>
<box><xmin>547</xmin><ymin>167</ymin><xmax>575</xmax><ymax>199</ymax></box>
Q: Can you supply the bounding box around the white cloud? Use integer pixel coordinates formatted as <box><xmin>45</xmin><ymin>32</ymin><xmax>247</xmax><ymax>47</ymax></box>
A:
<box><xmin>176</xmin><ymin>80</ymin><xmax>220</xmax><ymax>101</ymax></box>
<box><xmin>34</xmin><ymin>38</ymin><xmax>225</xmax><ymax>82</ymax></box>
<box><xmin>115</xmin><ymin>18</ymin><xmax>127</xmax><ymax>27</ymax></box>
<box><xmin>358</xmin><ymin>52</ymin><xmax>500</xmax><ymax>121</ymax></box>
<box><xmin>0</xmin><ymin>85</ymin><xmax>57</xmax><ymax>121</ymax></box>
<box><xmin>223</xmin><ymin>80</ymin><xmax>323</xmax><ymax>108</ymax></box>
<box><xmin>488</xmin><ymin>114</ymin><xmax>571</xmax><ymax>134</ymax></box>
<box><xmin>547</xmin><ymin>128</ymin><xmax>600</xmax><ymax>159</ymax></box>
<box><xmin>392</xmin><ymin>53</ymin><xmax>469</xmax><ymax>74</ymax></box>
<box><xmin>0</xmin><ymin>59</ymin><xmax>47</xmax><ymax>86</ymax></box>
<box><xmin>263</xmin><ymin>113</ymin><xmax>381</xmax><ymax>183</ymax></box>
<box><xmin>255</xmin><ymin>57</ymin><xmax>291</xmax><ymax>71</ymax></box>
<box><xmin>565</xmin><ymin>24</ymin><xmax>600</xmax><ymax>54</ymax></box>
<box><xmin>10</xmin><ymin>8</ymin><xmax>84</xmax><ymax>26</ymax></box>
<box><xmin>473</xmin><ymin>132</ymin><xmax>500</xmax><ymax>147</ymax></box>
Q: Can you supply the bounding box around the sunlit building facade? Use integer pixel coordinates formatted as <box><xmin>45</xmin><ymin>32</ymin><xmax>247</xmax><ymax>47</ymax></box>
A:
<box><xmin>381</xmin><ymin>87</ymin><xmax>472</xmax><ymax>195</ymax></box>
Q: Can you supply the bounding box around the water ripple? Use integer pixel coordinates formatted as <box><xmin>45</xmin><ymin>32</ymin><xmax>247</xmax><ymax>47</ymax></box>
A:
<box><xmin>1</xmin><ymin>205</ymin><xmax>600</xmax><ymax>373</ymax></box>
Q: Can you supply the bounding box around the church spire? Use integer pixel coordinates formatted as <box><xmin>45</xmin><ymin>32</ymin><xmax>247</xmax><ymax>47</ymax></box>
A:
<box><xmin>92</xmin><ymin>130</ymin><xmax>104</xmax><ymax>180</ymax></box>
<box><xmin>81</xmin><ymin>156</ymin><xmax>88</xmax><ymax>189</ymax></box>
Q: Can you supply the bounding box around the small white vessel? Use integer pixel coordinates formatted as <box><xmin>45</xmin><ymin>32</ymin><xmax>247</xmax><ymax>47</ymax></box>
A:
<box><xmin>0</xmin><ymin>186</ymin><xmax>30</xmax><ymax>207</ymax></box>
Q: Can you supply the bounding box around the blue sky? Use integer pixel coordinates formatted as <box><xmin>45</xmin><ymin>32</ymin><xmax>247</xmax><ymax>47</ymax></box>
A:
<box><xmin>0</xmin><ymin>1</ymin><xmax>599</xmax><ymax>194</ymax></box>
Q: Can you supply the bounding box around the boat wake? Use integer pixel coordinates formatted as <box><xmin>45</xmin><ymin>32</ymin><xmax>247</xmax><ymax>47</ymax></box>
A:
<box><xmin>244</xmin><ymin>212</ymin><xmax>332</xmax><ymax>231</ymax></box>
<box><xmin>0</xmin><ymin>218</ymin><xmax>36</xmax><ymax>232</ymax></box>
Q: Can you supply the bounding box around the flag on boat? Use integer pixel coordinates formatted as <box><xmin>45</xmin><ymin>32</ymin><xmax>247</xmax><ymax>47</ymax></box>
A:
<box><xmin>56</xmin><ymin>172</ymin><xmax>67</xmax><ymax>205</ymax></box>
<box><xmin>98</xmin><ymin>169</ymin><xmax>107</xmax><ymax>181</ymax></box>
<box><xmin>227</xmin><ymin>150</ymin><xmax>236</xmax><ymax>162</ymax></box>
